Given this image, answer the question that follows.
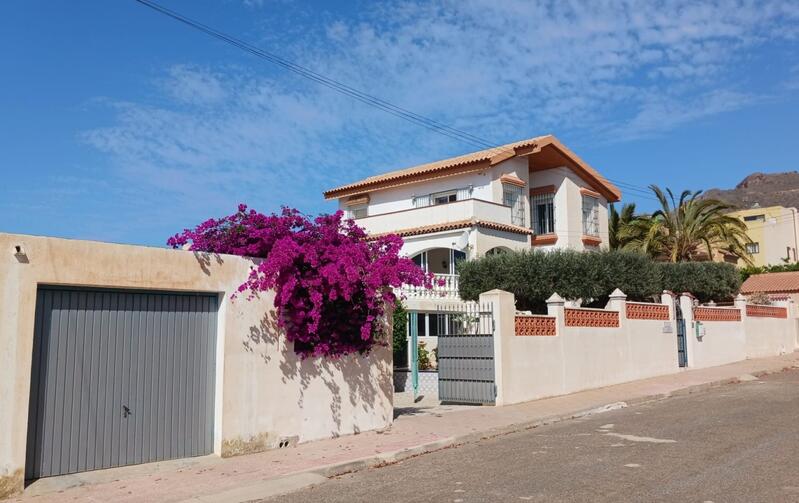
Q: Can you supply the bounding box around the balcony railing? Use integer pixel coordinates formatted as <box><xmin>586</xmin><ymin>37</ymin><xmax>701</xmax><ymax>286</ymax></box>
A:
<box><xmin>401</xmin><ymin>273</ymin><xmax>460</xmax><ymax>299</ymax></box>
<box><xmin>355</xmin><ymin>198</ymin><xmax>514</xmax><ymax>236</ymax></box>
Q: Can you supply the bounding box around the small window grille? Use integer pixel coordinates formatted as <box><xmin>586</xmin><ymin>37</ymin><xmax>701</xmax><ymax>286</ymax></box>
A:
<box><xmin>503</xmin><ymin>184</ymin><xmax>525</xmax><ymax>227</ymax></box>
<box><xmin>582</xmin><ymin>195</ymin><xmax>599</xmax><ymax>236</ymax></box>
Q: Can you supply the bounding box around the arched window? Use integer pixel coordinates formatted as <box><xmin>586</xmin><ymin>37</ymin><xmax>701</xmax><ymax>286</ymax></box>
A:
<box><xmin>485</xmin><ymin>247</ymin><xmax>510</xmax><ymax>256</ymax></box>
<box><xmin>411</xmin><ymin>248</ymin><xmax>467</xmax><ymax>274</ymax></box>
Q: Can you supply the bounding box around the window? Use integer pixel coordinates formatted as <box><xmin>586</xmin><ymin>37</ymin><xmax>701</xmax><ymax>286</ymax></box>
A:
<box><xmin>412</xmin><ymin>194</ymin><xmax>430</xmax><ymax>208</ymax></box>
<box><xmin>432</xmin><ymin>190</ymin><xmax>458</xmax><ymax>205</ymax></box>
<box><xmin>413</xmin><ymin>187</ymin><xmax>472</xmax><ymax>208</ymax></box>
<box><xmin>412</xmin><ymin>249</ymin><xmax>466</xmax><ymax>274</ymax></box>
<box><xmin>414</xmin><ymin>312</ymin><xmax>427</xmax><ymax>337</ymax></box>
<box><xmin>409</xmin><ymin>312</ymin><xmax>456</xmax><ymax>338</ymax></box>
<box><xmin>503</xmin><ymin>183</ymin><xmax>525</xmax><ymax>227</ymax></box>
<box><xmin>746</xmin><ymin>242</ymin><xmax>760</xmax><ymax>254</ymax></box>
<box><xmin>743</xmin><ymin>214</ymin><xmax>765</xmax><ymax>222</ymax></box>
<box><xmin>347</xmin><ymin>205</ymin><xmax>367</xmax><ymax>219</ymax></box>
<box><xmin>531</xmin><ymin>192</ymin><xmax>555</xmax><ymax>234</ymax></box>
<box><xmin>582</xmin><ymin>195</ymin><xmax>599</xmax><ymax>236</ymax></box>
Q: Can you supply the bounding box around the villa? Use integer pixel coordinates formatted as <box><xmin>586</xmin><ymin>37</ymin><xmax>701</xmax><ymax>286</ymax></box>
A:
<box><xmin>324</xmin><ymin>135</ymin><xmax>621</xmax><ymax>360</ymax></box>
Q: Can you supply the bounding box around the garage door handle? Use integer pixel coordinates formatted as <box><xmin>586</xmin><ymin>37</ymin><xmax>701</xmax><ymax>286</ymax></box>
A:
<box><xmin>122</xmin><ymin>405</ymin><xmax>132</xmax><ymax>418</ymax></box>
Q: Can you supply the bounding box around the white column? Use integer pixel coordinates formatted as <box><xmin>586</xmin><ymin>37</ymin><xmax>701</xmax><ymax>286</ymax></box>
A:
<box><xmin>606</xmin><ymin>288</ymin><xmax>627</xmax><ymax>325</ymax></box>
<box><xmin>734</xmin><ymin>293</ymin><xmax>747</xmax><ymax>320</ymax></box>
<box><xmin>479</xmin><ymin>289</ymin><xmax>515</xmax><ymax>407</ymax></box>
<box><xmin>546</xmin><ymin>292</ymin><xmax>566</xmax><ymax>337</ymax></box>
<box><xmin>661</xmin><ymin>291</ymin><xmax>676</xmax><ymax>321</ymax></box>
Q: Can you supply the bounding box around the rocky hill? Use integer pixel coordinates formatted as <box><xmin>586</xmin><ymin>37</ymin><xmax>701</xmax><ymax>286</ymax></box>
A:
<box><xmin>704</xmin><ymin>171</ymin><xmax>799</xmax><ymax>210</ymax></box>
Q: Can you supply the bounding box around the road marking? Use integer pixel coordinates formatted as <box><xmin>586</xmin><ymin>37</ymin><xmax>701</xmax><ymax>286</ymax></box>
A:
<box><xmin>600</xmin><ymin>424</ymin><xmax>615</xmax><ymax>429</ymax></box>
<box><xmin>584</xmin><ymin>402</ymin><xmax>628</xmax><ymax>415</ymax></box>
<box><xmin>624</xmin><ymin>463</ymin><xmax>641</xmax><ymax>468</ymax></box>
<box><xmin>605</xmin><ymin>433</ymin><xmax>676</xmax><ymax>444</ymax></box>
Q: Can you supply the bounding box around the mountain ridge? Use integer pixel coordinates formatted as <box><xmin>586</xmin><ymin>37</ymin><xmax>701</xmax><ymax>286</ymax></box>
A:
<box><xmin>703</xmin><ymin>171</ymin><xmax>799</xmax><ymax>210</ymax></box>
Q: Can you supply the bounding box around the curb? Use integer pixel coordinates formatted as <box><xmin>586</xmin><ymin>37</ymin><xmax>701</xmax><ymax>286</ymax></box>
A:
<box><xmin>234</xmin><ymin>362</ymin><xmax>799</xmax><ymax>501</ymax></box>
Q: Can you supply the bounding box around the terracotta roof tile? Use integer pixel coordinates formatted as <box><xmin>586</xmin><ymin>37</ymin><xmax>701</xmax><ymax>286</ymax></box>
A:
<box><xmin>740</xmin><ymin>271</ymin><xmax>799</xmax><ymax>293</ymax></box>
<box><xmin>323</xmin><ymin>134</ymin><xmax>621</xmax><ymax>202</ymax></box>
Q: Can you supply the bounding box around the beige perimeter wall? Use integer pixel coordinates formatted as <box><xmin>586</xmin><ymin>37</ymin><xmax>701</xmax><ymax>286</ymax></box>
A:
<box><xmin>0</xmin><ymin>233</ymin><xmax>392</xmax><ymax>498</ymax></box>
<box><xmin>487</xmin><ymin>289</ymin><xmax>799</xmax><ymax>407</ymax></box>
<box><xmin>486</xmin><ymin>290</ymin><xmax>679</xmax><ymax>406</ymax></box>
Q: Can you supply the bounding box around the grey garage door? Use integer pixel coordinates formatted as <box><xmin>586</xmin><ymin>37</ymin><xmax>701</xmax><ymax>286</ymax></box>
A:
<box><xmin>25</xmin><ymin>287</ymin><xmax>218</xmax><ymax>479</ymax></box>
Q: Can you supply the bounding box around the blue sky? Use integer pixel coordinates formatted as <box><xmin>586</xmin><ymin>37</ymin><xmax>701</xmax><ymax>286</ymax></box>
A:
<box><xmin>2</xmin><ymin>0</ymin><xmax>798</xmax><ymax>246</ymax></box>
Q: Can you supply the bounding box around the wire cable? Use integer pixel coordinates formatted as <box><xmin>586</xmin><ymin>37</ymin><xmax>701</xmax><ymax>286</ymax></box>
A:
<box><xmin>133</xmin><ymin>0</ymin><xmax>663</xmax><ymax>196</ymax></box>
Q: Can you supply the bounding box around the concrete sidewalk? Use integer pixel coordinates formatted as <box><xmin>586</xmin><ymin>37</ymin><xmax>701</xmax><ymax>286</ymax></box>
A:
<box><xmin>15</xmin><ymin>352</ymin><xmax>799</xmax><ymax>503</ymax></box>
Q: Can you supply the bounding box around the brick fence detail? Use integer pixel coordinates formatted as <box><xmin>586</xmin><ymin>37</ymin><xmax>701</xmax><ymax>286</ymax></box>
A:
<box><xmin>564</xmin><ymin>308</ymin><xmax>620</xmax><ymax>328</ymax></box>
<box><xmin>515</xmin><ymin>315</ymin><xmax>557</xmax><ymax>336</ymax></box>
<box><xmin>694</xmin><ymin>307</ymin><xmax>741</xmax><ymax>322</ymax></box>
<box><xmin>746</xmin><ymin>304</ymin><xmax>788</xmax><ymax>319</ymax></box>
<box><xmin>625</xmin><ymin>302</ymin><xmax>669</xmax><ymax>320</ymax></box>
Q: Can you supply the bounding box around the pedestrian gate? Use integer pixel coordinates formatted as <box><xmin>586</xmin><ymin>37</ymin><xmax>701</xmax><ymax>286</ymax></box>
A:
<box><xmin>435</xmin><ymin>303</ymin><xmax>495</xmax><ymax>404</ymax></box>
<box><xmin>675</xmin><ymin>302</ymin><xmax>688</xmax><ymax>367</ymax></box>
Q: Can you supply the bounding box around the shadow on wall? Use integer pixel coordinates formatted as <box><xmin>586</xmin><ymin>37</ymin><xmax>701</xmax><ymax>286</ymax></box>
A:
<box><xmin>191</xmin><ymin>251</ymin><xmax>259</xmax><ymax>276</ymax></box>
<box><xmin>245</xmin><ymin>309</ymin><xmax>390</xmax><ymax>437</ymax></box>
<box><xmin>192</xmin><ymin>251</ymin><xmax>224</xmax><ymax>276</ymax></box>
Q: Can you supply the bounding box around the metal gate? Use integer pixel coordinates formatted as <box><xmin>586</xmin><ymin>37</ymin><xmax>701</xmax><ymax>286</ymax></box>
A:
<box><xmin>675</xmin><ymin>302</ymin><xmax>688</xmax><ymax>367</ymax></box>
<box><xmin>435</xmin><ymin>303</ymin><xmax>495</xmax><ymax>404</ymax></box>
<box><xmin>26</xmin><ymin>287</ymin><xmax>218</xmax><ymax>479</ymax></box>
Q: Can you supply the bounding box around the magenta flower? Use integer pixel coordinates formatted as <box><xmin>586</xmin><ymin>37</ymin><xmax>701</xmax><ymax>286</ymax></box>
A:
<box><xmin>169</xmin><ymin>205</ymin><xmax>432</xmax><ymax>358</ymax></box>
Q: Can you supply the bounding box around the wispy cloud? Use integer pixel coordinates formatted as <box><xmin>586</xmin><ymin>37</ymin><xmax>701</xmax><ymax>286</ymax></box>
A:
<box><xmin>78</xmin><ymin>0</ymin><xmax>799</xmax><ymax>240</ymax></box>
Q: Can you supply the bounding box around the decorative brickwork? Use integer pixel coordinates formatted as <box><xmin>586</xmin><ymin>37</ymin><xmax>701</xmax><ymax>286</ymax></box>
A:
<box><xmin>694</xmin><ymin>307</ymin><xmax>741</xmax><ymax>322</ymax></box>
<box><xmin>746</xmin><ymin>304</ymin><xmax>788</xmax><ymax>319</ymax></box>
<box><xmin>564</xmin><ymin>308</ymin><xmax>620</xmax><ymax>328</ymax></box>
<box><xmin>625</xmin><ymin>302</ymin><xmax>669</xmax><ymax>320</ymax></box>
<box><xmin>515</xmin><ymin>315</ymin><xmax>557</xmax><ymax>336</ymax></box>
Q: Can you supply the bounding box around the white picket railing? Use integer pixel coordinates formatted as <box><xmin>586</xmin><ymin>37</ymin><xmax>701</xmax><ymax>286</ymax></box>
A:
<box><xmin>401</xmin><ymin>273</ymin><xmax>460</xmax><ymax>299</ymax></box>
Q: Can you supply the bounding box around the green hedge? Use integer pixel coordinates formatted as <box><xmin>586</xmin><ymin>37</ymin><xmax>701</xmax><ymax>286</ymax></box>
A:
<box><xmin>657</xmin><ymin>261</ymin><xmax>741</xmax><ymax>304</ymax></box>
<box><xmin>458</xmin><ymin>249</ymin><xmax>739</xmax><ymax>312</ymax></box>
<box><xmin>391</xmin><ymin>300</ymin><xmax>408</xmax><ymax>366</ymax></box>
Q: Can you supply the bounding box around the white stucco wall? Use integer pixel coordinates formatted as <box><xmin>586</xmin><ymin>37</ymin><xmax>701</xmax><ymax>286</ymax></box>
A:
<box><xmin>485</xmin><ymin>290</ymin><xmax>679</xmax><ymax>406</ymax></box>
<box><xmin>341</xmin><ymin>170</ymin><xmax>493</xmax><ymax>216</ymax></box>
<box><xmin>474</xmin><ymin>227</ymin><xmax>530</xmax><ymax>255</ymax></box>
<box><xmin>0</xmin><ymin>233</ymin><xmax>392</xmax><ymax>497</ymax></box>
<box><xmin>742</xmin><ymin>302</ymin><xmax>797</xmax><ymax>358</ymax></box>
<box><xmin>680</xmin><ymin>297</ymin><xmax>746</xmax><ymax>369</ymax></box>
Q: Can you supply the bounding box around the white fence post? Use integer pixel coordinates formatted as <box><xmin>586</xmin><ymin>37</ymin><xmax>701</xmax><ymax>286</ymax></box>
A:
<box><xmin>661</xmin><ymin>291</ymin><xmax>676</xmax><ymax>321</ymax></box>
<box><xmin>734</xmin><ymin>293</ymin><xmax>747</xmax><ymax>320</ymax></box>
<box><xmin>546</xmin><ymin>292</ymin><xmax>566</xmax><ymax>336</ymax></box>
<box><xmin>606</xmin><ymin>288</ymin><xmax>627</xmax><ymax>325</ymax></box>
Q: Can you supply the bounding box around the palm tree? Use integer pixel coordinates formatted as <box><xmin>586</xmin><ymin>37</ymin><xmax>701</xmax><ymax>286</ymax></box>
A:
<box><xmin>608</xmin><ymin>202</ymin><xmax>637</xmax><ymax>250</ymax></box>
<box><xmin>622</xmin><ymin>185</ymin><xmax>753</xmax><ymax>264</ymax></box>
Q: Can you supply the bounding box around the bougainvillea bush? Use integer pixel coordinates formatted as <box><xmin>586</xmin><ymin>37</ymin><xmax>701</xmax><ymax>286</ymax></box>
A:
<box><xmin>168</xmin><ymin>205</ymin><xmax>431</xmax><ymax>358</ymax></box>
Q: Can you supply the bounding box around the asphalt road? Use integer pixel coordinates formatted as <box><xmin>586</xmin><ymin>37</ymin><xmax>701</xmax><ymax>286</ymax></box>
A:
<box><xmin>270</xmin><ymin>369</ymin><xmax>799</xmax><ymax>502</ymax></box>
